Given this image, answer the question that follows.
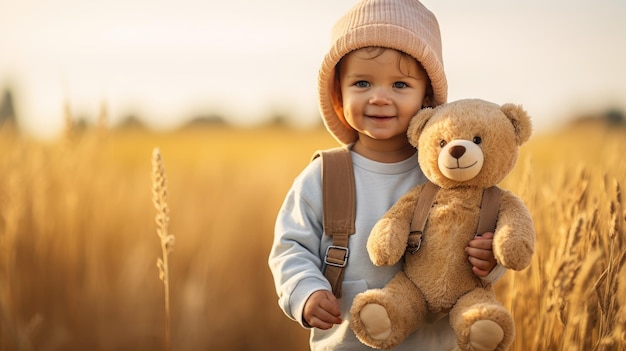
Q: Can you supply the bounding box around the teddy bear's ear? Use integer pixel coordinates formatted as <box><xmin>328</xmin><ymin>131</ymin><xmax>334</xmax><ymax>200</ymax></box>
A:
<box><xmin>501</xmin><ymin>103</ymin><xmax>533</xmax><ymax>146</ymax></box>
<box><xmin>407</xmin><ymin>107</ymin><xmax>436</xmax><ymax>147</ymax></box>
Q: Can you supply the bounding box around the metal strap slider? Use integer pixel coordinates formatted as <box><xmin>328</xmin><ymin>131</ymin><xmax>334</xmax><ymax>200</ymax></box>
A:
<box><xmin>407</xmin><ymin>232</ymin><xmax>423</xmax><ymax>254</ymax></box>
<box><xmin>324</xmin><ymin>245</ymin><xmax>349</xmax><ymax>267</ymax></box>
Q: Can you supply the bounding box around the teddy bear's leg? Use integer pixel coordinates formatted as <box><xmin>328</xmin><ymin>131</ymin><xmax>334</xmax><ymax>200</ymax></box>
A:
<box><xmin>448</xmin><ymin>288</ymin><xmax>514</xmax><ymax>351</ymax></box>
<box><xmin>350</xmin><ymin>271</ymin><xmax>428</xmax><ymax>349</ymax></box>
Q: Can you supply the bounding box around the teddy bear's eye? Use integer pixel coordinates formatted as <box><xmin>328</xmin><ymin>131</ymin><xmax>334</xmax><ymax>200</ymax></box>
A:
<box><xmin>473</xmin><ymin>136</ymin><xmax>482</xmax><ymax>145</ymax></box>
<box><xmin>439</xmin><ymin>140</ymin><xmax>447</xmax><ymax>148</ymax></box>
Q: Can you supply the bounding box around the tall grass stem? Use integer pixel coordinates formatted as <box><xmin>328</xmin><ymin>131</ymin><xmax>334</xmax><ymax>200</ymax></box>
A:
<box><xmin>151</xmin><ymin>147</ymin><xmax>175</xmax><ymax>351</ymax></box>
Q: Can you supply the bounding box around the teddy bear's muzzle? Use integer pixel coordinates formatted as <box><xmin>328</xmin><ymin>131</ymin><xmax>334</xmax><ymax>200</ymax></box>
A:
<box><xmin>438</xmin><ymin>140</ymin><xmax>484</xmax><ymax>181</ymax></box>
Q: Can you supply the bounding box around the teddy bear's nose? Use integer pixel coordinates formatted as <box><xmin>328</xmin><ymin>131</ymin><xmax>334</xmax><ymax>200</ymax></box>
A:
<box><xmin>449</xmin><ymin>145</ymin><xmax>466</xmax><ymax>159</ymax></box>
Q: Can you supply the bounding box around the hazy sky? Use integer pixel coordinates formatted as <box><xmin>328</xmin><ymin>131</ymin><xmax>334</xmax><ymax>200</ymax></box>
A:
<box><xmin>1</xmin><ymin>0</ymin><xmax>625</xmax><ymax>138</ymax></box>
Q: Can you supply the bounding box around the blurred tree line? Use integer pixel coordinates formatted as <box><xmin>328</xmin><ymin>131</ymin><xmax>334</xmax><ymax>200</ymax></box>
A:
<box><xmin>0</xmin><ymin>85</ymin><xmax>623</xmax><ymax>136</ymax></box>
<box><xmin>0</xmin><ymin>88</ymin><xmax>17</xmax><ymax>130</ymax></box>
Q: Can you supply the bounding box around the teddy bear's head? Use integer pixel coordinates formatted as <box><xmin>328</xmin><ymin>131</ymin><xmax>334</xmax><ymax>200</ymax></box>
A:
<box><xmin>408</xmin><ymin>99</ymin><xmax>532</xmax><ymax>189</ymax></box>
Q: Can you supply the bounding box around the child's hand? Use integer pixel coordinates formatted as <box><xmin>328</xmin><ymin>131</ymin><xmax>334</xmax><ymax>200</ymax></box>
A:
<box><xmin>303</xmin><ymin>290</ymin><xmax>342</xmax><ymax>329</ymax></box>
<box><xmin>466</xmin><ymin>232</ymin><xmax>497</xmax><ymax>277</ymax></box>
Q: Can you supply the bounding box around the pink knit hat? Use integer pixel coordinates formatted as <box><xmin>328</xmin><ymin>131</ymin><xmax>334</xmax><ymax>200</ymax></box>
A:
<box><xmin>318</xmin><ymin>0</ymin><xmax>448</xmax><ymax>145</ymax></box>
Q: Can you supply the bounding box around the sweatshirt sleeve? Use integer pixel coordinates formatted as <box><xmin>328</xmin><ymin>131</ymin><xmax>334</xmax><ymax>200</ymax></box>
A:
<box><xmin>268</xmin><ymin>159</ymin><xmax>331</xmax><ymax>327</ymax></box>
<box><xmin>481</xmin><ymin>263</ymin><xmax>506</xmax><ymax>284</ymax></box>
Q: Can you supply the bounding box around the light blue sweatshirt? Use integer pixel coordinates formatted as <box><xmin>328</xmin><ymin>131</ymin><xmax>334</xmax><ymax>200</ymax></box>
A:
<box><xmin>268</xmin><ymin>150</ymin><xmax>504</xmax><ymax>351</ymax></box>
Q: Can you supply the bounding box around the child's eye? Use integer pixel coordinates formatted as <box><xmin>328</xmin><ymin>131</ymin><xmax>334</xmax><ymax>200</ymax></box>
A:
<box><xmin>354</xmin><ymin>81</ymin><xmax>370</xmax><ymax>88</ymax></box>
<box><xmin>393</xmin><ymin>82</ymin><xmax>409</xmax><ymax>89</ymax></box>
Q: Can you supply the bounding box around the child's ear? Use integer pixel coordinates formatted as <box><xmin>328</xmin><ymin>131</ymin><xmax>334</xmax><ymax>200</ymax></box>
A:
<box><xmin>422</xmin><ymin>95</ymin><xmax>432</xmax><ymax>108</ymax></box>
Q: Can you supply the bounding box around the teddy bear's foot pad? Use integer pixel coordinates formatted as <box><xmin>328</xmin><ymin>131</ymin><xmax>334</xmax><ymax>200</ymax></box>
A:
<box><xmin>468</xmin><ymin>320</ymin><xmax>504</xmax><ymax>351</ymax></box>
<box><xmin>360</xmin><ymin>304</ymin><xmax>391</xmax><ymax>340</ymax></box>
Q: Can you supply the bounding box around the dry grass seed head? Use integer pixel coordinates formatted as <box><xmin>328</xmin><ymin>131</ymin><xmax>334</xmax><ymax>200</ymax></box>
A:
<box><xmin>608</xmin><ymin>179</ymin><xmax>623</xmax><ymax>241</ymax></box>
<box><xmin>151</xmin><ymin>148</ymin><xmax>175</xmax><ymax>264</ymax></box>
<box><xmin>562</xmin><ymin>250</ymin><xmax>603</xmax><ymax>349</ymax></box>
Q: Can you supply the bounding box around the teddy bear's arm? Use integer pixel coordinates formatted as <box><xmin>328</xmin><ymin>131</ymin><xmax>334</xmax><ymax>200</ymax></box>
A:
<box><xmin>367</xmin><ymin>186</ymin><xmax>423</xmax><ymax>266</ymax></box>
<box><xmin>492</xmin><ymin>191</ymin><xmax>535</xmax><ymax>270</ymax></box>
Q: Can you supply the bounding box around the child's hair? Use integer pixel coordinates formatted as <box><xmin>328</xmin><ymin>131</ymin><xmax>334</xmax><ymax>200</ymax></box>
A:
<box><xmin>318</xmin><ymin>0</ymin><xmax>448</xmax><ymax>145</ymax></box>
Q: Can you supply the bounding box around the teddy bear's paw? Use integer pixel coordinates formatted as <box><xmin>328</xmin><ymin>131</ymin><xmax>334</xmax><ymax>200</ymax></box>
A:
<box><xmin>368</xmin><ymin>219</ymin><xmax>408</xmax><ymax>266</ymax></box>
<box><xmin>468</xmin><ymin>320</ymin><xmax>504</xmax><ymax>351</ymax></box>
<box><xmin>360</xmin><ymin>303</ymin><xmax>391</xmax><ymax>341</ymax></box>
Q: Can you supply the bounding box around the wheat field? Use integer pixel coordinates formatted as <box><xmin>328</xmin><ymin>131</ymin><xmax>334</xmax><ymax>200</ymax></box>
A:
<box><xmin>0</xmin><ymin>120</ymin><xmax>624</xmax><ymax>350</ymax></box>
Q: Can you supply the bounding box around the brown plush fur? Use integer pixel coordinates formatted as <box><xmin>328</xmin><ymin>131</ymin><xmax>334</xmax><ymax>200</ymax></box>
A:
<box><xmin>350</xmin><ymin>99</ymin><xmax>535</xmax><ymax>350</ymax></box>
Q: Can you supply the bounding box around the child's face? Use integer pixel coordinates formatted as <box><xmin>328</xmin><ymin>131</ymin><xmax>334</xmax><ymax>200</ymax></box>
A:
<box><xmin>338</xmin><ymin>48</ymin><xmax>429</xmax><ymax>144</ymax></box>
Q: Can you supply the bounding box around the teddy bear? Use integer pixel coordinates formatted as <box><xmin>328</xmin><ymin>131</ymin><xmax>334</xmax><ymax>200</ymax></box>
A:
<box><xmin>350</xmin><ymin>99</ymin><xmax>535</xmax><ymax>351</ymax></box>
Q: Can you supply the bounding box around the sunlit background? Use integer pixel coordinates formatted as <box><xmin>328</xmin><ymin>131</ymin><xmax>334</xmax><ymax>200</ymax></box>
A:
<box><xmin>1</xmin><ymin>1</ymin><xmax>626</xmax><ymax>350</ymax></box>
<box><xmin>1</xmin><ymin>0</ymin><xmax>625</xmax><ymax>138</ymax></box>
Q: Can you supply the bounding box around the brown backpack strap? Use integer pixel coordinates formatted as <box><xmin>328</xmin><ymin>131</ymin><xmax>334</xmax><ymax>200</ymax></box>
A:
<box><xmin>407</xmin><ymin>184</ymin><xmax>502</xmax><ymax>254</ymax></box>
<box><xmin>312</xmin><ymin>147</ymin><xmax>355</xmax><ymax>298</ymax></box>
<box><xmin>476</xmin><ymin>186</ymin><xmax>502</xmax><ymax>235</ymax></box>
<box><xmin>408</xmin><ymin>182</ymin><xmax>440</xmax><ymax>254</ymax></box>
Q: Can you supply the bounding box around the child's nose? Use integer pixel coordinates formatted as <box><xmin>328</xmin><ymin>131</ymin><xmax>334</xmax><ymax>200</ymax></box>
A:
<box><xmin>369</xmin><ymin>88</ymin><xmax>391</xmax><ymax>105</ymax></box>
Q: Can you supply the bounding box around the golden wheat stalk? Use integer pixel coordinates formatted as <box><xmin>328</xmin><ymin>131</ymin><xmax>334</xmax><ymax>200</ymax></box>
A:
<box><xmin>151</xmin><ymin>148</ymin><xmax>175</xmax><ymax>351</ymax></box>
